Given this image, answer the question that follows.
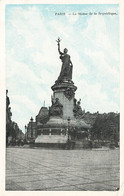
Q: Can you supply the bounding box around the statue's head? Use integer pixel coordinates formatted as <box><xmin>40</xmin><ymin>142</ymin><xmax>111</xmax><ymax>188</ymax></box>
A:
<box><xmin>64</xmin><ymin>48</ymin><xmax>68</xmax><ymax>54</ymax></box>
<box><xmin>56</xmin><ymin>98</ymin><xmax>59</xmax><ymax>102</ymax></box>
<box><xmin>77</xmin><ymin>101</ymin><xmax>80</xmax><ymax>105</ymax></box>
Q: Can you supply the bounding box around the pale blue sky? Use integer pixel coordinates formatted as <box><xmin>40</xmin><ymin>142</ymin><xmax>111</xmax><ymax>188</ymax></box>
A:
<box><xmin>5</xmin><ymin>4</ymin><xmax>119</xmax><ymax>132</ymax></box>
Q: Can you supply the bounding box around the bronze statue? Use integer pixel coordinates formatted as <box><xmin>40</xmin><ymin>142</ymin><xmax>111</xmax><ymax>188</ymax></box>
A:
<box><xmin>73</xmin><ymin>98</ymin><xmax>83</xmax><ymax>118</ymax></box>
<box><xmin>49</xmin><ymin>97</ymin><xmax>63</xmax><ymax>117</ymax></box>
<box><xmin>56</xmin><ymin>37</ymin><xmax>73</xmax><ymax>83</ymax></box>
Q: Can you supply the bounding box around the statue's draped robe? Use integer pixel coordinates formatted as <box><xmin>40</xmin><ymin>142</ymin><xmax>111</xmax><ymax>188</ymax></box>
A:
<box><xmin>58</xmin><ymin>53</ymin><xmax>72</xmax><ymax>81</ymax></box>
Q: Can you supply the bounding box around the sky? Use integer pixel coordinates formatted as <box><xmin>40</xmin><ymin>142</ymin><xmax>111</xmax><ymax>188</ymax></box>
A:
<box><xmin>5</xmin><ymin>4</ymin><xmax>119</xmax><ymax>132</ymax></box>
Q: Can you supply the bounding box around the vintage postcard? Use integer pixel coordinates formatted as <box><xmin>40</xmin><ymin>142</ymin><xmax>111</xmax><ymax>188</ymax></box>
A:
<box><xmin>0</xmin><ymin>0</ymin><xmax>124</xmax><ymax>195</ymax></box>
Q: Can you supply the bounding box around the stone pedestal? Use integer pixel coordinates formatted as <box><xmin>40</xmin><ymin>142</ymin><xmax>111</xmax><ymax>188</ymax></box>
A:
<box><xmin>51</xmin><ymin>80</ymin><xmax>77</xmax><ymax>119</ymax></box>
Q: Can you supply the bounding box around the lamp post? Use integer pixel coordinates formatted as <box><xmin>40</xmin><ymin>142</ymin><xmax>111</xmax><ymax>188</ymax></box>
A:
<box><xmin>30</xmin><ymin>117</ymin><xmax>33</xmax><ymax>140</ymax></box>
<box><xmin>25</xmin><ymin>125</ymin><xmax>27</xmax><ymax>142</ymax></box>
<box><xmin>67</xmin><ymin>117</ymin><xmax>71</xmax><ymax>142</ymax></box>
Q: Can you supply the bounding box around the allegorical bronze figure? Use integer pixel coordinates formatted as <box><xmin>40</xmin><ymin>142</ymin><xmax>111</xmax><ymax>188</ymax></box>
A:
<box><xmin>56</xmin><ymin>37</ymin><xmax>73</xmax><ymax>83</ymax></box>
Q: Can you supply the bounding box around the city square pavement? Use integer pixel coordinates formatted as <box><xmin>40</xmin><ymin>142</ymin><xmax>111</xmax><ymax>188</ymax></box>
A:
<box><xmin>6</xmin><ymin>147</ymin><xmax>119</xmax><ymax>191</ymax></box>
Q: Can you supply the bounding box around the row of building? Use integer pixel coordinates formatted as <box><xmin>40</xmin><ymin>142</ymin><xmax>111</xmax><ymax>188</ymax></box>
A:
<box><xmin>6</xmin><ymin>90</ymin><xmax>24</xmax><ymax>144</ymax></box>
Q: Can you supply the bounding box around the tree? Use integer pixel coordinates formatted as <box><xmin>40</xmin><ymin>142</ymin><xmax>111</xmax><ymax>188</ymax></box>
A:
<box><xmin>91</xmin><ymin>113</ymin><xmax>119</xmax><ymax>143</ymax></box>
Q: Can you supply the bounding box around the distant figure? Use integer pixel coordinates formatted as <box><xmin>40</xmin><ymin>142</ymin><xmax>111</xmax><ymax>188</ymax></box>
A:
<box><xmin>73</xmin><ymin>98</ymin><xmax>83</xmax><ymax>118</ymax></box>
<box><xmin>56</xmin><ymin>37</ymin><xmax>73</xmax><ymax>83</ymax></box>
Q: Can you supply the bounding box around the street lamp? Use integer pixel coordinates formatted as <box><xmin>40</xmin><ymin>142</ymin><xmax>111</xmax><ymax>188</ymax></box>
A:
<box><xmin>67</xmin><ymin>117</ymin><xmax>71</xmax><ymax>142</ymax></box>
<box><xmin>25</xmin><ymin>125</ymin><xmax>27</xmax><ymax>141</ymax></box>
<box><xmin>30</xmin><ymin>117</ymin><xmax>33</xmax><ymax>139</ymax></box>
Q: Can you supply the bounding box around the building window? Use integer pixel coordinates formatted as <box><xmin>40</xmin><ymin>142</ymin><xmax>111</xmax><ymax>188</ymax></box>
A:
<box><xmin>51</xmin><ymin>129</ymin><xmax>61</xmax><ymax>135</ymax></box>
<box><xmin>43</xmin><ymin>129</ymin><xmax>49</xmax><ymax>135</ymax></box>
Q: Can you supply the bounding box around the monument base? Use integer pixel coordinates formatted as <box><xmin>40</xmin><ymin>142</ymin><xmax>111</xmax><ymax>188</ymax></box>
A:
<box><xmin>34</xmin><ymin>143</ymin><xmax>67</xmax><ymax>149</ymax></box>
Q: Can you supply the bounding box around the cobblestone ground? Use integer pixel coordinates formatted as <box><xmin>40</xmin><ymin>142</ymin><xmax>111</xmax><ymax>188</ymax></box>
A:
<box><xmin>6</xmin><ymin>147</ymin><xmax>119</xmax><ymax>191</ymax></box>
